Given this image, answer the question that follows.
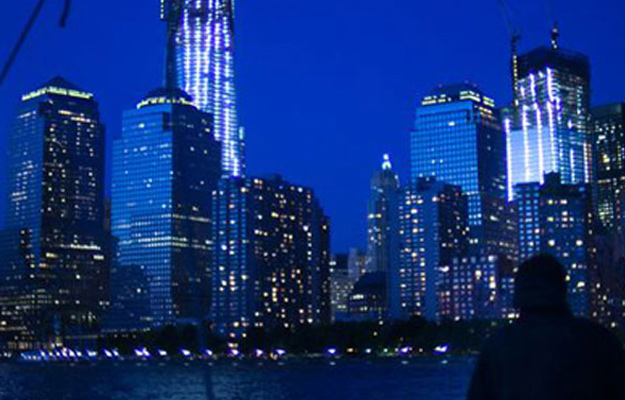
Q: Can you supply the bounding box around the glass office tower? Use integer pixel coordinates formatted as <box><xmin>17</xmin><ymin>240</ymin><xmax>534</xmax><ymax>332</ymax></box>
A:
<box><xmin>412</xmin><ymin>84</ymin><xmax>515</xmax><ymax>258</ymax></box>
<box><xmin>211</xmin><ymin>176</ymin><xmax>331</xmax><ymax>339</ymax></box>
<box><xmin>505</xmin><ymin>42</ymin><xmax>592</xmax><ymax>196</ymax></box>
<box><xmin>111</xmin><ymin>87</ymin><xmax>221</xmax><ymax>330</ymax></box>
<box><xmin>0</xmin><ymin>77</ymin><xmax>108</xmax><ymax>348</ymax></box>
<box><xmin>592</xmin><ymin>103</ymin><xmax>625</xmax><ymax>230</ymax></box>
<box><xmin>162</xmin><ymin>0</ymin><xmax>244</xmax><ymax>177</ymax></box>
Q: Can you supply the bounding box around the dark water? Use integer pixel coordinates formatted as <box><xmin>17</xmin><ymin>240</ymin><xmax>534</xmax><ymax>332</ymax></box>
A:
<box><xmin>0</xmin><ymin>358</ymin><xmax>474</xmax><ymax>400</ymax></box>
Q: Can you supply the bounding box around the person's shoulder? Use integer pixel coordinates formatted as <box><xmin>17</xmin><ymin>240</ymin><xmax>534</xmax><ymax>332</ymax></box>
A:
<box><xmin>570</xmin><ymin>317</ymin><xmax>623</xmax><ymax>347</ymax></box>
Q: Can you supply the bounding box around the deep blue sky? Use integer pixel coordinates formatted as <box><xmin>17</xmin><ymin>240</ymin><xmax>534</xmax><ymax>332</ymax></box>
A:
<box><xmin>1</xmin><ymin>0</ymin><xmax>625</xmax><ymax>252</ymax></box>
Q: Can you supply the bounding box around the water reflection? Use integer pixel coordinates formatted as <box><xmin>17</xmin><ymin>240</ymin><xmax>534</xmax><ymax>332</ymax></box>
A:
<box><xmin>0</xmin><ymin>358</ymin><xmax>474</xmax><ymax>400</ymax></box>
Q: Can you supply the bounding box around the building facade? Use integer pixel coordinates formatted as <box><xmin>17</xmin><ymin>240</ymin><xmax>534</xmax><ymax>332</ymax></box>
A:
<box><xmin>505</xmin><ymin>40</ymin><xmax>592</xmax><ymax>195</ymax></box>
<box><xmin>442</xmin><ymin>255</ymin><xmax>516</xmax><ymax>321</ymax></box>
<box><xmin>111</xmin><ymin>87</ymin><xmax>221</xmax><ymax>330</ymax></box>
<box><xmin>0</xmin><ymin>78</ymin><xmax>108</xmax><ymax>349</ymax></box>
<box><xmin>211</xmin><ymin>176</ymin><xmax>331</xmax><ymax>340</ymax></box>
<box><xmin>329</xmin><ymin>254</ymin><xmax>352</xmax><ymax>322</ymax></box>
<box><xmin>515</xmin><ymin>173</ymin><xmax>594</xmax><ymax>317</ymax></box>
<box><xmin>592</xmin><ymin>103</ymin><xmax>625</xmax><ymax>231</ymax></box>
<box><xmin>162</xmin><ymin>0</ymin><xmax>244</xmax><ymax>177</ymax></box>
<box><xmin>391</xmin><ymin>178</ymin><xmax>469</xmax><ymax>321</ymax></box>
<box><xmin>412</xmin><ymin>84</ymin><xmax>515</xmax><ymax>259</ymax></box>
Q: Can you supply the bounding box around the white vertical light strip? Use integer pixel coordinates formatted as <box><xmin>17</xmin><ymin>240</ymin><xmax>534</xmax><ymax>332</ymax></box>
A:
<box><xmin>570</xmin><ymin>148</ymin><xmax>576</xmax><ymax>183</ymax></box>
<box><xmin>583</xmin><ymin>141</ymin><xmax>591</xmax><ymax>183</ymax></box>
<box><xmin>522</xmin><ymin>106</ymin><xmax>530</xmax><ymax>182</ymax></box>
<box><xmin>505</xmin><ymin>117</ymin><xmax>513</xmax><ymax>201</ymax></box>
<box><xmin>535</xmin><ymin>103</ymin><xmax>545</xmax><ymax>184</ymax></box>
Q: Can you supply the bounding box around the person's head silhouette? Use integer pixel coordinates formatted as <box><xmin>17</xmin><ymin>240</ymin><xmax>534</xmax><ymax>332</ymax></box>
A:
<box><xmin>513</xmin><ymin>254</ymin><xmax>569</xmax><ymax>313</ymax></box>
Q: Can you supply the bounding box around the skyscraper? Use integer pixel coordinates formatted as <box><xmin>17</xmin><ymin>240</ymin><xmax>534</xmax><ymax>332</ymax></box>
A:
<box><xmin>365</xmin><ymin>154</ymin><xmax>399</xmax><ymax>273</ymax></box>
<box><xmin>391</xmin><ymin>177</ymin><xmax>469</xmax><ymax>321</ymax></box>
<box><xmin>505</xmin><ymin>32</ymin><xmax>592</xmax><ymax>195</ymax></box>
<box><xmin>111</xmin><ymin>87</ymin><xmax>221</xmax><ymax>330</ymax></box>
<box><xmin>515</xmin><ymin>173</ymin><xmax>594</xmax><ymax>317</ymax></box>
<box><xmin>0</xmin><ymin>77</ymin><xmax>108</xmax><ymax>348</ymax></box>
<box><xmin>412</xmin><ymin>84</ymin><xmax>515</xmax><ymax>258</ymax></box>
<box><xmin>592</xmin><ymin>103</ymin><xmax>625</xmax><ymax>230</ymax></box>
<box><xmin>211</xmin><ymin>176</ymin><xmax>331</xmax><ymax>339</ymax></box>
<box><xmin>162</xmin><ymin>0</ymin><xmax>244</xmax><ymax>177</ymax></box>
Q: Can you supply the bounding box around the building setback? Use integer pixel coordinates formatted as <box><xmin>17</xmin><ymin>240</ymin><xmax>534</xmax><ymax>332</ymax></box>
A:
<box><xmin>111</xmin><ymin>87</ymin><xmax>221</xmax><ymax>330</ymax></box>
<box><xmin>211</xmin><ymin>175</ymin><xmax>331</xmax><ymax>340</ymax></box>
<box><xmin>0</xmin><ymin>78</ymin><xmax>108</xmax><ymax>349</ymax></box>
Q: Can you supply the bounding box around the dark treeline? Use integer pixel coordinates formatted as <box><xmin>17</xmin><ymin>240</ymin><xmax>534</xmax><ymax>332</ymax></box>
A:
<box><xmin>99</xmin><ymin>317</ymin><xmax>514</xmax><ymax>356</ymax></box>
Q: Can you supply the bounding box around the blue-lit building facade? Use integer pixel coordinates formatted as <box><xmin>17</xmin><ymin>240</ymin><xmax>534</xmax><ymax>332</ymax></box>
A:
<box><xmin>162</xmin><ymin>0</ymin><xmax>244</xmax><ymax>177</ymax></box>
<box><xmin>505</xmin><ymin>41</ymin><xmax>592</xmax><ymax>196</ymax></box>
<box><xmin>0</xmin><ymin>78</ymin><xmax>108</xmax><ymax>349</ymax></box>
<box><xmin>515</xmin><ymin>173</ymin><xmax>594</xmax><ymax>317</ymax></box>
<box><xmin>391</xmin><ymin>178</ymin><xmax>469</xmax><ymax>321</ymax></box>
<box><xmin>412</xmin><ymin>84</ymin><xmax>516</xmax><ymax>260</ymax></box>
<box><xmin>111</xmin><ymin>88</ymin><xmax>221</xmax><ymax>331</ymax></box>
<box><xmin>211</xmin><ymin>176</ymin><xmax>331</xmax><ymax>340</ymax></box>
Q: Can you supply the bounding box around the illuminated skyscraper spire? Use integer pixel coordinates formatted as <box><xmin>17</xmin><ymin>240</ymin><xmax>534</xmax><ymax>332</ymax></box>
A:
<box><xmin>382</xmin><ymin>153</ymin><xmax>393</xmax><ymax>171</ymax></box>
<box><xmin>162</xmin><ymin>0</ymin><xmax>244</xmax><ymax>177</ymax></box>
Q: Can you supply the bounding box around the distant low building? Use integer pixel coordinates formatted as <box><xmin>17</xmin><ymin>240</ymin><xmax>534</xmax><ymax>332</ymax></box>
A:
<box><xmin>329</xmin><ymin>254</ymin><xmax>352</xmax><ymax>322</ymax></box>
<box><xmin>347</xmin><ymin>272</ymin><xmax>387</xmax><ymax>322</ymax></box>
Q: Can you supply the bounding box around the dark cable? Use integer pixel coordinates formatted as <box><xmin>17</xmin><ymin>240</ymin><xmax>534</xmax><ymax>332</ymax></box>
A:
<box><xmin>0</xmin><ymin>0</ymin><xmax>49</xmax><ymax>88</ymax></box>
<box><xmin>59</xmin><ymin>0</ymin><xmax>71</xmax><ymax>28</ymax></box>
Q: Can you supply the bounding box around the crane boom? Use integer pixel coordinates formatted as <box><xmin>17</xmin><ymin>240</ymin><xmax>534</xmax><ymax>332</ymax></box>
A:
<box><xmin>496</xmin><ymin>0</ymin><xmax>521</xmax><ymax>106</ymax></box>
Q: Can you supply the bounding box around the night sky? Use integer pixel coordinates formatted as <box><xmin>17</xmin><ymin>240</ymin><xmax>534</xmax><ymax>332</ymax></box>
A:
<box><xmin>1</xmin><ymin>0</ymin><xmax>624</xmax><ymax>252</ymax></box>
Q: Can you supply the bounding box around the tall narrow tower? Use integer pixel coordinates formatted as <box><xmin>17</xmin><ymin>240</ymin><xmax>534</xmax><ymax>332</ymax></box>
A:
<box><xmin>162</xmin><ymin>0</ymin><xmax>244</xmax><ymax>177</ymax></box>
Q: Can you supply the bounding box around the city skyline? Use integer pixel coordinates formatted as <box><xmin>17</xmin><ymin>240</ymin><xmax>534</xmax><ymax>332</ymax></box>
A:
<box><xmin>1</xmin><ymin>1</ymin><xmax>625</xmax><ymax>254</ymax></box>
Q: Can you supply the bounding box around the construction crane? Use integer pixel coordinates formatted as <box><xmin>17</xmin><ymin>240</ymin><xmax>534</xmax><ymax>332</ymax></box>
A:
<box><xmin>0</xmin><ymin>0</ymin><xmax>72</xmax><ymax>88</ymax></box>
<box><xmin>496</xmin><ymin>0</ymin><xmax>521</xmax><ymax>106</ymax></box>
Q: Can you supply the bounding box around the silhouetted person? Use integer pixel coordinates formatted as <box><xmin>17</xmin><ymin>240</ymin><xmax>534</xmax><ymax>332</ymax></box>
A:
<box><xmin>467</xmin><ymin>254</ymin><xmax>625</xmax><ymax>400</ymax></box>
